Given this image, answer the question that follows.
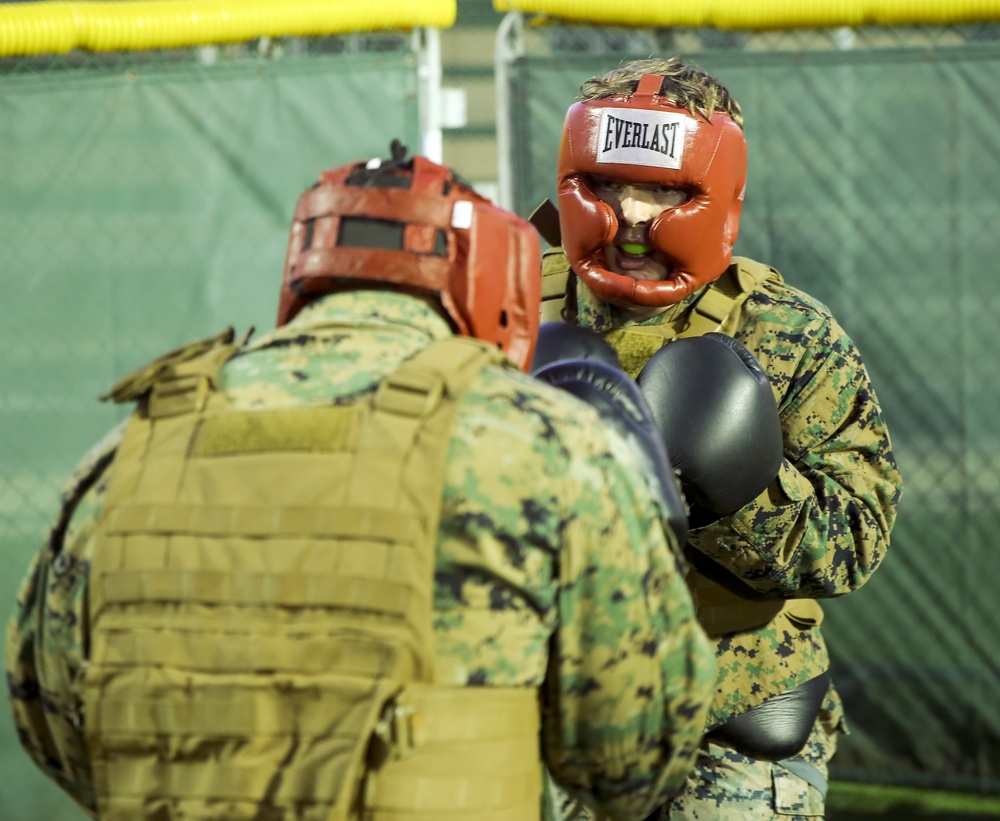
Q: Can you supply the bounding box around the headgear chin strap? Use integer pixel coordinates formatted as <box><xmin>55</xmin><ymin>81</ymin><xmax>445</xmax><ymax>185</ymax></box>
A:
<box><xmin>557</xmin><ymin>74</ymin><xmax>748</xmax><ymax>309</ymax></box>
<box><xmin>277</xmin><ymin>144</ymin><xmax>541</xmax><ymax>371</ymax></box>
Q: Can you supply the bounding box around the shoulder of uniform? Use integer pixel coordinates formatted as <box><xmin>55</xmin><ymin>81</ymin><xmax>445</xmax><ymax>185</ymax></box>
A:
<box><xmin>100</xmin><ymin>327</ymin><xmax>243</xmax><ymax>406</ymax></box>
<box><xmin>680</xmin><ymin>257</ymin><xmax>784</xmax><ymax>336</ymax></box>
<box><xmin>47</xmin><ymin>421</ymin><xmax>125</xmax><ymax>555</ymax></box>
<box><xmin>730</xmin><ymin>256</ymin><xmax>834</xmax><ymax>317</ymax></box>
<box><xmin>734</xmin><ymin>261</ymin><xmax>842</xmax><ymax>340</ymax></box>
<box><xmin>473</xmin><ymin>364</ymin><xmax>609</xmax><ymax>438</ymax></box>
<box><xmin>729</xmin><ymin>256</ymin><xmax>783</xmax><ymax>291</ymax></box>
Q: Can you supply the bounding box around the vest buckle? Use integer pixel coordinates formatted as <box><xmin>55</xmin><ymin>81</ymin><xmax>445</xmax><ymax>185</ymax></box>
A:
<box><xmin>373</xmin><ymin>700</ymin><xmax>418</xmax><ymax>760</ymax></box>
<box><xmin>374</xmin><ymin>370</ymin><xmax>444</xmax><ymax>418</ymax></box>
<box><xmin>148</xmin><ymin>373</ymin><xmax>210</xmax><ymax>418</ymax></box>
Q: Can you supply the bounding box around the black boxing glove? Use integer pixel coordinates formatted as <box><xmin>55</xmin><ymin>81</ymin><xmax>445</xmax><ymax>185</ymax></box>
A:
<box><xmin>636</xmin><ymin>333</ymin><xmax>783</xmax><ymax>525</ymax></box>
<box><xmin>706</xmin><ymin>672</ymin><xmax>831</xmax><ymax>761</ymax></box>
<box><xmin>529</xmin><ymin>322</ymin><xmax>621</xmax><ymax>373</ymax></box>
<box><xmin>534</xmin><ymin>358</ymin><xmax>687</xmax><ymax>544</ymax></box>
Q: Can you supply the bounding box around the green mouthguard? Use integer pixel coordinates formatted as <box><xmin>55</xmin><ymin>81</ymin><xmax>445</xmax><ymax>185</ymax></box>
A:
<box><xmin>620</xmin><ymin>243</ymin><xmax>649</xmax><ymax>255</ymax></box>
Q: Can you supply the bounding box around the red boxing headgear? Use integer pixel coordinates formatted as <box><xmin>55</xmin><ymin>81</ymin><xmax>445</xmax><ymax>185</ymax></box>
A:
<box><xmin>277</xmin><ymin>146</ymin><xmax>541</xmax><ymax>370</ymax></box>
<box><xmin>557</xmin><ymin>74</ymin><xmax>747</xmax><ymax>308</ymax></box>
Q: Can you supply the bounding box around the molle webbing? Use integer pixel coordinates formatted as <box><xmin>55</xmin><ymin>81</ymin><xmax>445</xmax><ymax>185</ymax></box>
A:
<box><xmin>363</xmin><ymin>685</ymin><xmax>541</xmax><ymax>821</ymax></box>
<box><xmin>604</xmin><ymin>257</ymin><xmax>783</xmax><ymax>378</ymax></box>
<box><xmin>84</xmin><ymin>335</ymin><xmax>539</xmax><ymax>821</ymax></box>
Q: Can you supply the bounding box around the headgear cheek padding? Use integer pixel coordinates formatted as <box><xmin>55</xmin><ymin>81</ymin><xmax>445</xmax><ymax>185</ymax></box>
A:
<box><xmin>647</xmin><ymin>130</ymin><xmax>747</xmax><ymax>290</ymax></box>
<box><xmin>557</xmin><ymin>172</ymin><xmax>631</xmax><ymax>300</ymax></box>
<box><xmin>557</xmin><ymin>75</ymin><xmax>748</xmax><ymax>308</ymax></box>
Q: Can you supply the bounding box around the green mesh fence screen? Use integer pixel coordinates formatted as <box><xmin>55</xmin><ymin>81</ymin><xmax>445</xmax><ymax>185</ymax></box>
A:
<box><xmin>0</xmin><ymin>37</ymin><xmax>420</xmax><ymax>820</ymax></box>
<box><xmin>501</xmin><ymin>22</ymin><xmax>1000</xmax><ymax>797</ymax></box>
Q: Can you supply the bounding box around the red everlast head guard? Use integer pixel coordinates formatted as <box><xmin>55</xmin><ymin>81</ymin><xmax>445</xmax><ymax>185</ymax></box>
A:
<box><xmin>557</xmin><ymin>74</ymin><xmax>748</xmax><ymax>308</ymax></box>
<box><xmin>277</xmin><ymin>142</ymin><xmax>542</xmax><ymax>370</ymax></box>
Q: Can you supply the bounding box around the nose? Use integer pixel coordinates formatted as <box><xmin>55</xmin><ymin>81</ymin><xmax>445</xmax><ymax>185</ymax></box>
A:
<box><xmin>618</xmin><ymin>187</ymin><xmax>662</xmax><ymax>226</ymax></box>
<box><xmin>620</xmin><ymin>197</ymin><xmax>655</xmax><ymax>226</ymax></box>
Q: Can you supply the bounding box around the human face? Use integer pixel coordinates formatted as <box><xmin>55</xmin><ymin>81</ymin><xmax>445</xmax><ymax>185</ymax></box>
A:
<box><xmin>589</xmin><ymin>178</ymin><xmax>687</xmax><ymax>284</ymax></box>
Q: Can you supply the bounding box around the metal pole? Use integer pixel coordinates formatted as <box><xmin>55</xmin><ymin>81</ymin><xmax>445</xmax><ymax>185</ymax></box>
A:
<box><xmin>415</xmin><ymin>26</ymin><xmax>444</xmax><ymax>162</ymax></box>
<box><xmin>494</xmin><ymin>11</ymin><xmax>524</xmax><ymax>211</ymax></box>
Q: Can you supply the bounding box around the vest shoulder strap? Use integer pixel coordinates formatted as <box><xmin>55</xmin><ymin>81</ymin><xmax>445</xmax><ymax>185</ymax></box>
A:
<box><xmin>678</xmin><ymin>256</ymin><xmax>783</xmax><ymax>340</ymax></box>
<box><xmin>540</xmin><ymin>247</ymin><xmax>573</xmax><ymax>322</ymax></box>
<box><xmin>529</xmin><ymin>198</ymin><xmax>562</xmax><ymax>248</ymax></box>
<box><xmin>48</xmin><ymin>421</ymin><xmax>126</xmax><ymax>556</ymax></box>
<box><xmin>376</xmin><ymin>335</ymin><xmax>506</xmax><ymax>418</ymax></box>
<box><xmin>100</xmin><ymin>326</ymin><xmax>242</xmax><ymax>418</ymax></box>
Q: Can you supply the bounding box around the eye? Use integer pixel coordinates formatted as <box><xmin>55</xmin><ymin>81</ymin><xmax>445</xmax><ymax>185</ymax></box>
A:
<box><xmin>654</xmin><ymin>186</ymin><xmax>688</xmax><ymax>207</ymax></box>
<box><xmin>591</xmin><ymin>178</ymin><xmax>625</xmax><ymax>195</ymax></box>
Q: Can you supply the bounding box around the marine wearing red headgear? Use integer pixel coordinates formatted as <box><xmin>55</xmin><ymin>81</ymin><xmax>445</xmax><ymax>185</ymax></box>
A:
<box><xmin>557</xmin><ymin>74</ymin><xmax>747</xmax><ymax>308</ymax></box>
<box><xmin>278</xmin><ymin>142</ymin><xmax>542</xmax><ymax>370</ymax></box>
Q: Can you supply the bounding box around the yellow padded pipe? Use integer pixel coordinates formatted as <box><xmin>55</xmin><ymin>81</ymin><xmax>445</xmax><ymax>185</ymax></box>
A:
<box><xmin>0</xmin><ymin>0</ymin><xmax>456</xmax><ymax>56</ymax></box>
<box><xmin>493</xmin><ymin>0</ymin><xmax>1000</xmax><ymax>29</ymax></box>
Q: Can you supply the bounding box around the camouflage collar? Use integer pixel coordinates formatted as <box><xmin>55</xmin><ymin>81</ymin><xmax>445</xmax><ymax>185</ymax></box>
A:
<box><xmin>277</xmin><ymin>290</ymin><xmax>454</xmax><ymax>342</ymax></box>
<box><xmin>575</xmin><ymin>277</ymin><xmax>702</xmax><ymax>333</ymax></box>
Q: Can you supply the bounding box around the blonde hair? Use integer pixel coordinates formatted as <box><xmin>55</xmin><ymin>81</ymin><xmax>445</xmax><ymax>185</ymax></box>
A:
<box><xmin>577</xmin><ymin>57</ymin><xmax>744</xmax><ymax>129</ymax></box>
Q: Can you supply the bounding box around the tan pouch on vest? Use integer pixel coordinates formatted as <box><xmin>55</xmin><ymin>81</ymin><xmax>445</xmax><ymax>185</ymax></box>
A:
<box><xmin>84</xmin><ymin>335</ymin><xmax>539</xmax><ymax>821</ymax></box>
<box><xmin>688</xmin><ymin>570</ymin><xmax>824</xmax><ymax>637</ymax></box>
<box><xmin>688</xmin><ymin>571</ymin><xmax>787</xmax><ymax>637</ymax></box>
<box><xmin>363</xmin><ymin>684</ymin><xmax>541</xmax><ymax>821</ymax></box>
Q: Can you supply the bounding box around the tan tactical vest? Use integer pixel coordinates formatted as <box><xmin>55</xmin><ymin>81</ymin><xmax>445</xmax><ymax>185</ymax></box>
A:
<box><xmin>84</xmin><ymin>330</ymin><xmax>543</xmax><ymax>821</ymax></box>
<box><xmin>541</xmin><ymin>252</ymin><xmax>823</xmax><ymax>638</ymax></box>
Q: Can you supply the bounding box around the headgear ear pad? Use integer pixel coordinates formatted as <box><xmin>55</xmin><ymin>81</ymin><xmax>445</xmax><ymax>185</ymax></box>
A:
<box><xmin>557</xmin><ymin>76</ymin><xmax>747</xmax><ymax>308</ymax></box>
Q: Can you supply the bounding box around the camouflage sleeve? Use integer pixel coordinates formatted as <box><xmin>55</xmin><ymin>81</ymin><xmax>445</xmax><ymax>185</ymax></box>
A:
<box><xmin>4</xmin><ymin>424</ymin><xmax>123</xmax><ymax>816</ymax></box>
<box><xmin>435</xmin><ymin>366</ymin><xmax>714</xmax><ymax>820</ymax></box>
<box><xmin>691</xmin><ymin>284</ymin><xmax>903</xmax><ymax>598</ymax></box>
<box><xmin>537</xmin><ymin>391</ymin><xmax>716</xmax><ymax>818</ymax></box>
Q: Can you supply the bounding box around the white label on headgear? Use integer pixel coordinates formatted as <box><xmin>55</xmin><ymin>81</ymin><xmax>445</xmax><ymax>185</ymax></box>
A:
<box><xmin>452</xmin><ymin>200</ymin><xmax>473</xmax><ymax>229</ymax></box>
<box><xmin>595</xmin><ymin>108</ymin><xmax>687</xmax><ymax>169</ymax></box>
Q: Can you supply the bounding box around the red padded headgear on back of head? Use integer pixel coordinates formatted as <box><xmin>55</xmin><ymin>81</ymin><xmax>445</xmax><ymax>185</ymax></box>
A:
<box><xmin>277</xmin><ymin>148</ymin><xmax>541</xmax><ymax>370</ymax></box>
<box><xmin>557</xmin><ymin>74</ymin><xmax>747</xmax><ymax>308</ymax></box>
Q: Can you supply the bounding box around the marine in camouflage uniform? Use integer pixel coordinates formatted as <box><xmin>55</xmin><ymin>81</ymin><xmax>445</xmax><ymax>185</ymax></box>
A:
<box><xmin>543</xmin><ymin>59</ymin><xmax>903</xmax><ymax>819</ymax></box>
<box><xmin>6</xmin><ymin>150</ymin><xmax>716</xmax><ymax>821</ymax></box>
<box><xmin>543</xmin><ymin>258</ymin><xmax>898</xmax><ymax>817</ymax></box>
